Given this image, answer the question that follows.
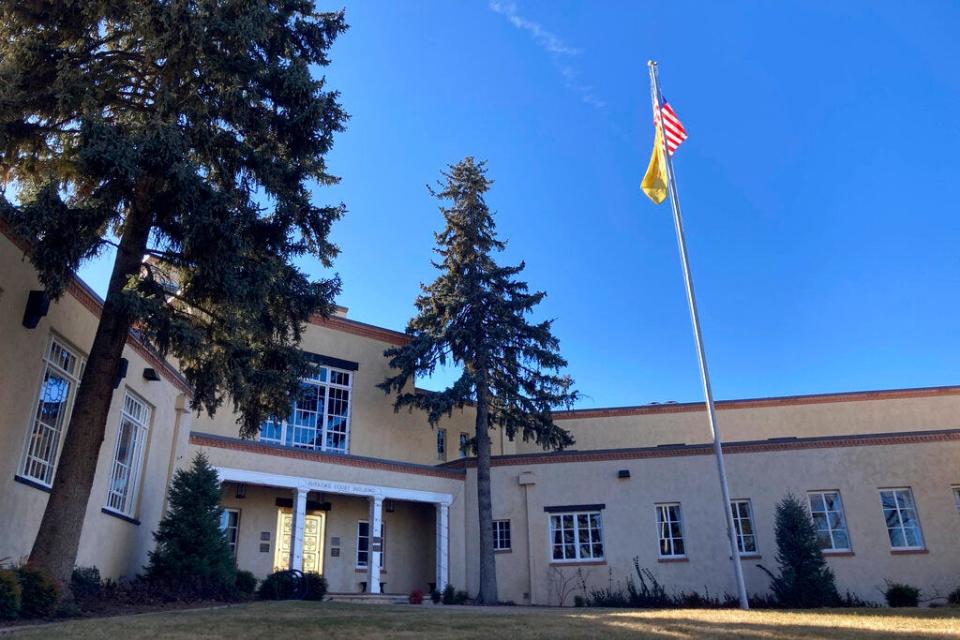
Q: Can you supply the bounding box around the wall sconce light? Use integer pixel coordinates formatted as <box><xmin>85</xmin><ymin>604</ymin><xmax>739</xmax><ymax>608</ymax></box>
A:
<box><xmin>385</xmin><ymin>500</ymin><xmax>395</xmax><ymax>513</ymax></box>
<box><xmin>617</xmin><ymin>469</ymin><xmax>631</xmax><ymax>479</ymax></box>
<box><xmin>22</xmin><ymin>290</ymin><xmax>50</xmax><ymax>329</ymax></box>
<box><xmin>143</xmin><ymin>367</ymin><xmax>161</xmax><ymax>382</ymax></box>
<box><xmin>235</xmin><ymin>483</ymin><xmax>247</xmax><ymax>499</ymax></box>
<box><xmin>112</xmin><ymin>357</ymin><xmax>129</xmax><ymax>389</ymax></box>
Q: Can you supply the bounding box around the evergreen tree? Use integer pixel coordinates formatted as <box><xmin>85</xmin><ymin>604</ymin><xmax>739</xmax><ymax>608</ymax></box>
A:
<box><xmin>764</xmin><ymin>494</ymin><xmax>840</xmax><ymax>608</ymax></box>
<box><xmin>0</xmin><ymin>2</ymin><xmax>348</xmax><ymax>584</ymax></box>
<box><xmin>146</xmin><ymin>453</ymin><xmax>236</xmax><ymax>599</ymax></box>
<box><xmin>380</xmin><ymin>157</ymin><xmax>578</xmax><ymax>604</ymax></box>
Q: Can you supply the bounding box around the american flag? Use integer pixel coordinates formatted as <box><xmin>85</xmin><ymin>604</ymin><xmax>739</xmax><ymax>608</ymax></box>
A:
<box><xmin>655</xmin><ymin>96</ymin><xmax>687</xmax><ymax>155</ymax></box>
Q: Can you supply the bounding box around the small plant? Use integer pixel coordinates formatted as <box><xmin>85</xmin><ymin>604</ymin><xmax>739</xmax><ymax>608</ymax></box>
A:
<box><xmin>0</xmin><ymin>569</ymin><xmax>21</xmax><ymax>619</ymax></box>
<box><xmin>302</xmin><ymin>573</ymin><xmax>327</xmax><ymax>601</ymax></box>
<box><xmin>235</xmin><ymin>570</ymin><xmax>258</xmax><ymax>597</ymax></box>
<box><xmin>17</xmin><ymin>565</ymin><xmax>61</xmax><ymax>618</ymax></box>
<box><xmin>885</xmin><ymin>581</ymin><xmax>920</xmax><ymax>608</ymax></box>
<box><xmin>453</xmin><ymin>590</ymin><xmax>469</xmax><ymax>604</ymax></box>
<box><xmin>838</xmin><ymin>590</ymin><xmax>878</xmax><ymax>608</ymax></box>
<box><xmin>71</xmin><ymin>566</ymin><xmax>103</xmax><ymax>604</ymax></box>
<box><xmin>573</xmin><ymin>595</ymin><xmax>585</xmax><ymax>608</ymax></box>
<box><xmin>441</xmin><ymin>583</ymin><xmax>455</xmax><ymax>605</ymax></box>
<box><xmin>409</xmin><ymin>589</ymin><xmax>424</xmax><ymax>604</ymax></box>
<box><xmin>948</xmin><ymin>586</ymin><xmax>960</xmax><ymax>606</ymax></box>
<box><xmin>430</xmin><ymin>589</ymin><xmax>441</xmax><ymax>604</ymax></box>
<box><xmin>258</xmin><ymin>571</ymin><xmax>300</xmax><ymax>600</ymax></box>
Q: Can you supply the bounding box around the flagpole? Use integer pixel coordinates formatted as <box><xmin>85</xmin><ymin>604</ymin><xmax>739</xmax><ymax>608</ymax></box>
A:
<box><xmin>647</xmin><ymin>60</ymin><xmax>750</xmax><ymax>611</ymax></box>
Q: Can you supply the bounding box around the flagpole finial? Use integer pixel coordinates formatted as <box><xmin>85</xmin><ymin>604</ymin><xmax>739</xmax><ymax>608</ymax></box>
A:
<box><xmin>648</xmin><ymin>60</ymin><xmax>657</xmax><ymax>68</ymax></box>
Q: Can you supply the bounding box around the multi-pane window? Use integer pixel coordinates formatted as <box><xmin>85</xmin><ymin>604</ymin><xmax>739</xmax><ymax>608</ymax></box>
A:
<box><xmin>20</xmin><ymin>337</ymin><xmax>85</xmax><ymax>486</ymax></box>
<box><xmin>493</xmin><ymin>519</ymin><xmax>511</xmax><ymax>551</ymax></box>
<box><xmin>437</xmin><ymin>429</ymin><xmax>446</xmax><ymax>460</ymax></box>
<box><xmin>880</xmin><ymin>488</ymin><xmax>924</xmax><ymax>549</ymax></box>
<box><xmin>808</xmin><ymin>491</ymin><xmax>850</xmax><ymax>551</ymax></box>
<box><xmin>220</xmin><ymin>509</ymin><xmax>240</xmax><ymax>556</ymax></box>
<box><xmin>730</xmin><ymin>500</ymin><xmax>758</xmax><ymax>554</ymax></box>
<box><xmin>105</xmin><ymin>392</ymin><xmax>151</xmax><ymax>516</ymax></box>
<box><xmin>259</xmin><ymin>366</ymin><xmax>352</xmax><ymax>454</ymax></box>
<box><xmin>550</xmin><ymin>511</ymin><xmax>604</xmax><ymax>561</ymax></box>
<box><xmin>953</xmin><ymin>486</ymin><xmax>960</xmax><ymax>513</ymax></box>
<box><xmin>356</xmin><ymin>520</ymin><xmax>384</xmax><ymax>568</ymax></box>
<box><xmin>459</xmin><ymin>433</ymin><xmax>470</xmax><ymax>457</ymax></box>
<box><xmin>656</xmin><ymin>503</ymin><xmax>685</xmax><ymax>557</ymax></box>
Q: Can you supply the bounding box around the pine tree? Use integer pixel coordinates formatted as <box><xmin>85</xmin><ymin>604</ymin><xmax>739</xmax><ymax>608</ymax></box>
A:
<box><xmin>146</xmin><ymin>453</ymin><xmax>236</xmax><ymax>599</ymax></box>
<box><xmin>380</xmin><ymin>157</ymin><xmax>578</xmax><ymax>604</ymax></box>
<box><xmin>0</xmin><ymin>2</ymin><xmax>348</xmax><ymax>584</ymax></box>
<box><xmin>764</xmin><ymin>494</ymin><xmax>840</xmax><ymax>608</ymax></box>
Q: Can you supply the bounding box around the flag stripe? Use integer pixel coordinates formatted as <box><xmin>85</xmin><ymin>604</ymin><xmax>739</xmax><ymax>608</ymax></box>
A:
<box><xmin>653</xmin><ymin>96</ymin><xmax>687</xmax><ymax>155</ymax></box>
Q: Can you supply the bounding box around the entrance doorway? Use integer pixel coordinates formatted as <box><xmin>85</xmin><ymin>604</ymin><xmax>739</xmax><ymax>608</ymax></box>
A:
<box><xmin>274</xmin><ymin>509</ymin><xmax>324</xmax><ymax>574</ymax></box>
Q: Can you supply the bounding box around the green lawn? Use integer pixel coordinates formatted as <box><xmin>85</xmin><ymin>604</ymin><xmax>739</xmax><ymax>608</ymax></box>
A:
<box><xmin>5</xmin><ymin>601</ymin><xmax>960</xmax><ymax>639</ymax></box>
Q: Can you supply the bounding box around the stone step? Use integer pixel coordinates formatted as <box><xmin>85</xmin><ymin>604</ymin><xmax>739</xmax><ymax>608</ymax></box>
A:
<box><xmin>325</xmin><ymin>593</ymin><xmax>410</xmax><ymax>605</ymax></box>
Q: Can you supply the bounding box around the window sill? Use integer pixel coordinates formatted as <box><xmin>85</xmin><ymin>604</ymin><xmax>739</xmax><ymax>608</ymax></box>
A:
<box><xmin>549</xmin><ymin>560</ymin><xmax>606</xmax><ymax>567</ymax></box>
<box><xmin>101</xmin><ymin>507</ymin><xmax>140</xmax><ymax>526</ymax></box>
<box><xmin>657</xmin><ymin>556</ymin><xmax>689</xmax><ymax>563</ymax></box>
<box><xmin>731</xmin><ymin>553</ymin><xmax>762</xmax><ymax>560</ymax></box>
<box><xmin>14</xmin><ymin>475</ymin><xmax>52</xmax><ymax>493</ymax></box>
<box><xmin>823</xmin><ymin>550</ymin><xmax>855</xmax><ymax>557</ymax></box>
<box><xmin>495</xmin><ymin>549</ymin><xmax>512</xmax><ymax>554</ymax></box>
<box><xmin>890</xmin><ymin>548</ymin><xmax>928</xmax><ymax>555</ymax></box>
<box><xmin>355</xmin><ymin>568</ymin><xmax>387</xmax><ymax>573</ymax></box>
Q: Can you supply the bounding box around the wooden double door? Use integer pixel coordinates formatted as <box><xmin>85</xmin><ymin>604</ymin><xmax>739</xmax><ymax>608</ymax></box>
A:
<box><xmin>274</xmin><ymin>509</ymin><xmax>325</xmax><ymax>574</ymax></box>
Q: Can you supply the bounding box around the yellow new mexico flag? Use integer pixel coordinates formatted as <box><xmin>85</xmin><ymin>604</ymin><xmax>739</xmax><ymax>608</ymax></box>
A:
<box><xmin>641</xmin><ymin>126</ymin><xmax>668</xmax><ymax>204</ymax></box>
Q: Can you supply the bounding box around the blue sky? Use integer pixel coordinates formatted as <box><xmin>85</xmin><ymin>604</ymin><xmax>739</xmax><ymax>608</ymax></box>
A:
<box><xmin>79</xmin><ymin>1</ymin><xmax>960</xmax><ymax>409</ymax></box>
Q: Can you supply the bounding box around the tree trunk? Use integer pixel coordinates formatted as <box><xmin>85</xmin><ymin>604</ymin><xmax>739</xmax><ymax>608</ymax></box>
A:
<box><xmin>29</xmin><ymin>203</ymin><xmax>153</xmax><ymax>587</ymax></box>
<box><xmin>474</xmin><ymin>384</ymin><xmax>498</xmax><ymax>605</ymax></box>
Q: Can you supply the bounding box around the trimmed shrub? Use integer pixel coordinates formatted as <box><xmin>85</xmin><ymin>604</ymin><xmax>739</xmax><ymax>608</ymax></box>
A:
<box><xmin>441</xmin><ymin>583</ymin><xmax>455</xmax><ymax>605</ymax></box>
<box><xmin>0</xmin><ymin>570</ymin><xmax>21</xmax><ymax>619</ymax></box>
<box><xmin>235</xmin><ymin>570</ymin><xmax>258</xmax><ymax>597</ymax></box>
<box><xmin>17</xmin><ymin>566</ymin><xmax>60</xmax><ymax>618</ymax></box>
<box><xmin>948</xmin><ymin>587</ymin><xmax>960</xmax><ymax>606</ymax></box>
<box><xmin>573</xmin><ymin>595</ymin><xmax>586</xmax><ymax>608</ymax></box>
<box><xmin>409</xmin><ymin>589</ymin><xmax>424</xmax><ymax>604</ymax></box>
<box><xmin>71</xmin><ymin>566</ymin><xmax>103</xmax><ymax>603</ymax></box>
<box><xmin>430</xmin><ymin>589</ymin><xmax>441</xmax><ymax>604</ymax></box>
<box><xmin>258</xmin><ymin>571</ymin><xmax>299</xmax><ymax>600</ymax></box>
<box><xmin>302</xmin><ymin>573</ymin><xmax>327</xmax><ymax>601</ymax></box>
<box><xmin>453</xmin><ymin>590</ymin><xmax>469</xmax><ymax>605</ymax></box>
<box><xmin>761</xmin><ymin>494</ymin><xmax>840</xmax><ymax>608</ymax></box>
<box><xmin>885</xmin><ymin>582</ymin><xmax>920</xmax><ymax>608</ymax></box>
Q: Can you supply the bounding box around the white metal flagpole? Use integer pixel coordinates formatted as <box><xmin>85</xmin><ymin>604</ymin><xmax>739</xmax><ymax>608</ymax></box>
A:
<box><xmin>647</xmin><ymin>60</ymin><xmax>750</xmax><ymax>610</ymax></box>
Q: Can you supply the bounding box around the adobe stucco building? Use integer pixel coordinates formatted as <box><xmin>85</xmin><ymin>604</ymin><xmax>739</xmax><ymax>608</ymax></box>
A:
<box><xmin>1</xmin><ymin>229</ymin><xmax>958</xmax><ymax>604</ymax></box>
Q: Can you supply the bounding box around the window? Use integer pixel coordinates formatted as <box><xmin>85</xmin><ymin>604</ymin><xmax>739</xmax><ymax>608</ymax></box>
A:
<box><xmin>459</xmin><ymin>432</ymin><xmax>470</xmax><ymax>457</ymax></box>
<box><xmin>437</xmin><ymin>429</ymin><xmax>446</xmax><ymax>460</ymax></box>
<box><xmin>105</xmin><ymin>391</ymin><xmax>151</xmax><ymax>516</ymax></box>
<box><xmin>808</xmin><ymin>491</ymin><xmax>850</xmax><ymax>551</ymax></box>
<box><xmin>220</xmin><ymin>509</ymin><xmax>240</xmax><ymax>556</ymax></box>
<box><xmin>656</xmin><ymin>503</ymin><xmax>685</xmax><ymax>557</ymax></box>
<box><xmin>493</xmin><ymin>519</ymin><xmax>511</xmax><ymax>551</ymax></box>
<box><xmin>730</xmin><ymin>500</ymin><xmax>757</xmax><ymax>554</ymax></box>
<box><xmin>550</xmin><ymin>511</ymin><xmax>603</xmax><ymax>561</ymax></box>
<box><xmin>356</xmin><ymin>520</ymin><xmax>384</xmax><ymax>568</ymax></box>
<box><xmin>880</xmin><ymin>488</ymin><xmax>924</xmax><ymax>549</ymax></box>
<box><xmin>19</xmin><ymin>336</ymin><xmax>85</xmax><ymax>486</ymax></box>
<box><xmin>259</xmin><ymin>366</ymin><xmax>352</xmax><ymax>453</ymax></box>
<box><xmin>953</xmin><ymin>486</ymin><xmax>960</xmax><ymax>513</ymax></box>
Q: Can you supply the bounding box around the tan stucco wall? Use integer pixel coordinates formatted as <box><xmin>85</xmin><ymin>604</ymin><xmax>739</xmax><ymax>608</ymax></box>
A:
<box><xmin>465</xmin><ymin>439</ymin><xmax>960</xmax><ymax>605</ymax></box>
<box><xmin>0</xmin><ymin>233</ymin><xmax>192</xmax><ymax>578</ymax></box>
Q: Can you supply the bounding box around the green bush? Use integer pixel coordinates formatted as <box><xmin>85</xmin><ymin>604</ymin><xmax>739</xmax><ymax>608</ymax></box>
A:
<box><xmin>441</xmin><ymin>583</ymin><xmax>455</xmax><ymax>605</ymax></box>
<box><xmin>453</xmin><ymin>590</ymin><xmax>468</xmax><ymax>604</ymax></box>
<box><xmin>948</xmin><ymin>587</ymin><xmax>960</xmax><ymax>606</ymax></box>
<box><xmin>17</xmin><ymin>566</ymin><xmax>60</xmax><ymax>618</ymax></box>
<box><xmin>303</xmin><ymin>572</ymin><xmax>327</xmax><ymax>601</ymax></box>
<box><xmin>235</xmin><ymin>570</ymin><xmax>258</xmax><ymax>597</ymax></box>
<box><xmin>71</xmin><ymin>566</ymin><xmax>103</xmax><ymax>603</ymax></box>
<box><xmin>885</xmin><ymin>582</ymin><xmax>920</xmax><ymax>607</ymax></box>
<box><xmin>430</xmin><ymin>589</ymin><xmax>441</xmax><ymax>604</ymax></box>
<box><xmin>0</xmin><ymin>570</ymin><xmax>21</xmax><ymax>619</ymax></box>
<box><xmin>258</xmin><ymin>571</ymin><xmax>299</xmax><ymax>600</ymax></box>
<box><xmin>573</xmin><ymin>595</ymin><xmax>586</xmax><ymax>608</ymax></box>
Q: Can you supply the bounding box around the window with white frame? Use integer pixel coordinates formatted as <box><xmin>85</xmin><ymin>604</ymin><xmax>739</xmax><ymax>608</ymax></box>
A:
<box><xmin>19</xmin><ymin>336</ymin><xmax>85</xmax><ymax>486</ymax></box>
<box><xmin>656</xmin><ymin>503</ymin><xmax>685</xmax><ymax>557</ymax></box>
<box><xmin>259</xmin><ymin>366</ymin><xmax>352</xmax><ymax>453</ymax></box>
<box><xmin>436</xmin><ymin>429</ymin><xmax>446</xmax><ymax>460</ymax></box>
<box><xmin>220</xmin><ymin>509</ymin><xmax>240</xmax><ymax>556</ymax></box>
<box><xmin>105</xmin><ymin>391</ymin><xmax>151</xmax><ymax>516</ymax></box>
<box><xmin>879</xmin><ymin>488</ymin><xmax>924</xmax><ymax>549</ymax></box>
<box><xmin>730</xmin><ymin>500</ymin><xmax>758</xmax><ymax>554</ymax></box>
<box><xmin>549</xmin><ymin>511</ymin><xmax>603</xmax><ymax>561</ymax></box>
<box><xmin>459</xmin><ymin>432</ymin><xmax>470</xmax><ymax>457</ymax></box>
<box><xmin>808</xmin><ymin>491</ymin><xmax>850</xmax><ymax>551</ymax></box>
<box><xmin>493</xmin><ymin>519</ymin><xmax>511</xmax><ymax>551</ymax></box>
<box><xmin>953</xmin><ymin>486</ymin><xmax>960</xmax><ymax>513</ymax></box>
<box><xmin>356</xmin><ymin>520</ymin><xmax>384</xmax><ymax>568</ymax></box>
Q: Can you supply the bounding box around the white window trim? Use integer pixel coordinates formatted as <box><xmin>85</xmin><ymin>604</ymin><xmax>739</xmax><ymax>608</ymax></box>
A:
<box><xmin>879</xmin><ymin>487</ymin><xmax>925</xmax><ymax>551</ymax></box>
<box><xmin>952</xmin><ymin>486</ymin><xmax>960</xmax><ymax>514</ymax></box>
<box><xmin>18</xmin><ymin>335</ymin><xmax>86</xmax><ymax>487</ymax></box>
<box><xmin>258</xmin><ymin>365</ymin><xmax>352</xmax><ymax>454</ymax></box>
<box><xmin>356</xmin><ymin>520</ymin><xmax>384</xmax><ymax>569</ymax></box>
<box><xmin>656</xmin><ymin>502</ymin><xmax>686</xmax><ymax>558</ymax></box>
<box><xmin>807</xmin><ymin>490</ymin><xmax>851</xmax><ymax>552</ymax></box>
<box><xmin>548</xmin><ymin>510</ymin><xmax>605</xmax><ymax>563</ymax></box>
<box><xmin>220</xmin><ymin>508</ymin><xmax>241</xmax><ymax>557</ymax></box>
<box><xmin>436</xmin><ymin>428</ymin><xmax>446</xmax><ymax>460</ymax></box>
<box><xmin>493</xmin><ymin>519</ymin><xmax>511</xmax><ymax>551</ymax></box>
<box><xmin>459</xmin><ymin>432</ymin><xmax>470</xmax><ymax>458</ymax></box>
<box><xmin>730</xmin><ymin>499</ymin><xmax>758</xmax><ymax>555</ymax></box>
<box><xmin>103</xmin><ymin>389</ymin><xmax>152</xmax><ymax>518</ymax></box>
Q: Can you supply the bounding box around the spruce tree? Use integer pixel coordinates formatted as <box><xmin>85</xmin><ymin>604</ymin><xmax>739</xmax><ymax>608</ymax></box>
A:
<box><xmin>0</xmin><ymin>2</ymin><xmax>348</xmax><ymax>584</ymax></box>
<box><xmin>765</xmin><ymin>494</ymin><xmax>840</xmax><ymax>608</ymax></box>
<box><xmin>146</xmin><ymin>453</ymin><xmax>236</xmax><ymax>599</ymax></box>
<box><xmin>380</xmin><ymin>157</ymin><xmax>578</xmax><ymax>604</ymax></box>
